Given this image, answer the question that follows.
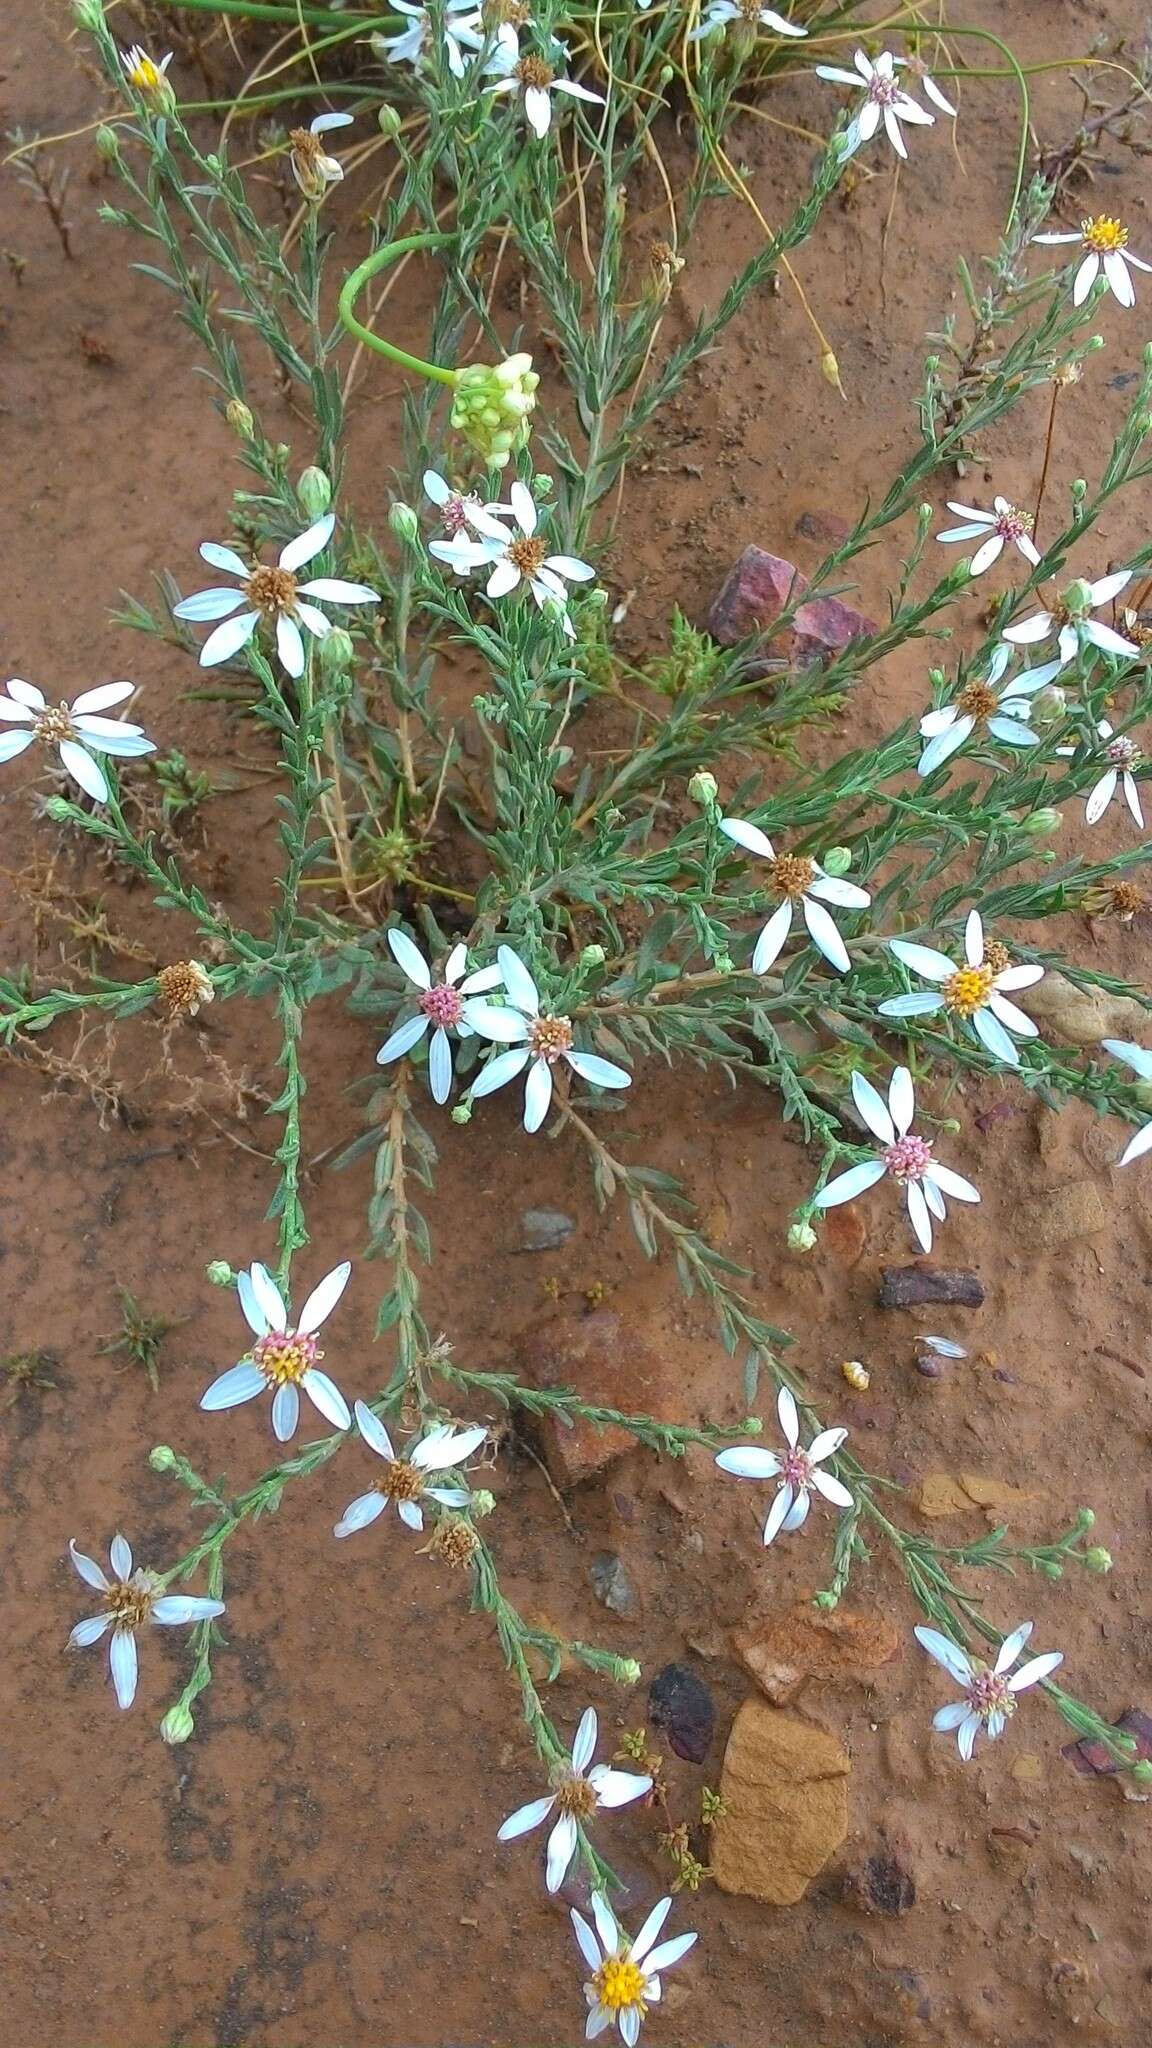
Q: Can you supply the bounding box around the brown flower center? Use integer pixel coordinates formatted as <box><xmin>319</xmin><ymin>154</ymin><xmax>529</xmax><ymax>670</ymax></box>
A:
<box><xmin>1106</xmin><ymin>880</ymin><xmax>1145</xmax><ymax>919</ymax></box>
<box><xmin>34</xmin><ymin>705</ymin><xmax>76</xmax><ymax>744</ymax></box>
<box><xmin>428</xmin><ymin>1519</ymin><xmax>480</xmax><ymax>1568</ymax></box>
<box><xmin>157</xmin><ymin>961</ymin><xmax>214</xmax><ymax>1017</ymax></box>
<box><xmin>529</xmin><ymin>1013</ymin><xmax>574</xmax><ymax>1062</ymax></box>
<box><xmin>769</xmin><ymin>853</ymin><xmax>816</xmax><ymax>900</ymax></box>
<box><xmin>554</xmin><ymin>1771</ymin><xmax>600</xmax><ymax>1820</ymax></box>
<box><xmin>105</xmin><ymin>1575</ymin><xmax>160</xmax><ymax>1632</ymax></box>
<box><xmin>956</xmin><ymin>680</ymin><xmax>999</xmax><ymax>723</ymax></box>
<box><xmin>516</xmin><ymin>56</ymin><xmax>554</xmax><ymax>90</ymax></box>
<box><xmin>289</xmin><ymin>128</ymin><xmax>324</xmax><ymax>168</ymax></box>
<box><xmin>377</xmin><ymin>1458</ymin><xmax>426</xmax><ymax>1503</ymax></box>
<box><xmin>246</xmin><ymin>565</ymin><xmax>298</xmax><ymax>617</ymax></box>
<box><xmin>982</xmin><ymin>938</ymin><xmax>1011</xmax><ymax>977</ymax></box>
<box><xmin>507</xmin><ymin>535</ymin><xmax>549</xmax><ymax>576</ymax></box>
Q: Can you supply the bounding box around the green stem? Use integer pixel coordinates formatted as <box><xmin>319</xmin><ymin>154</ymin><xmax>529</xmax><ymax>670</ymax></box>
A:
<box><xmin>166</xmin><ymin>0</ymin><xmax>401</xmax><ymax>22</ymax></box>
<box><xmin>337</xmin><ymin>236</ymin><xmax>461</xmax><ymax>388</ymax></box>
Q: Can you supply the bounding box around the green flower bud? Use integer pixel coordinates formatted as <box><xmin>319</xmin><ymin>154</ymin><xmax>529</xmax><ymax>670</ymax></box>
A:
<box><xmin>1019</xmin><ymin>807</ymin><xmax>1062</xmax><ymax>838</ymax></box>
<box><xmin>812</xmin><ymin>1590</ymin><xmax>839</xmax><ymax>1611</ymax></box>
<box><xmin>451</xmin><ymin>354</ymin><xmax>538</xmax><ymax>468</ymax></box>
<box><xmin>924</xmin><ymin>355</ymin><xmax>940</xmax><ymax>375</ymax></box>
<box><xmin>320</xmin><ymin>627</ymin><xmax>355</xmax><ymax>676</ymax></box>
<box><xmin>470</xmin><ymin>1489</ymin><xmax>496</xmax><ymax>1518</ymax></box>
<box><xmin>688</xmin><ymin>769</ymin><xmax>719</xmax><ymax>806</ymax></box>
<box><xmin>1076</xmin><ymin>1506</ymin><xmax>1096</xmax><ymax>1531</ymax></box>
<box><xmin>160</xmin><ymin>1702</ymin><xmax>196</xmax><ymax>1746</ymax></box>
<box><xmin>1030</xmin><ymin>684</ymin><xmax>1066</xmax><ymax>726</ymax></box>
<box><xmin>531</xmin><ymin>473</ymin><xmax>554</xmax><ymax>498</ymax></box>
<box><xmin>377</xmin><ymin>104</ymin><xmax>402</xmax><ymax>139</ymax></box>
<box><xmin>389</xmin><ymin>501</ymin><xmax>420</xmax><ymax>543</ymax></box>
<box><xmin>451</xmin><ymin>1102</ymin><xmax>473</xmax><ymax>1125</ymax></box>
<box><xmin>206</xmin><ymin>1260</ymin><xmax>234</xmax><ymax>1287</ymax></box>
<box><xmin>1084</xmin><ymin>1546</ymin><xmax>1113</xmax><ymax>1574</ymax></box>
<box><xmin>822</xmin><ymin>846</ymin><xmax>853</xmax><ymax>876</ymax></box>
<box><xmin>149</xmin><ymin>1445</ymin><xmax>177</xmax><ymax>1473</ymax></box>
<box><xmin>1039</xmin><ymin>1559</ymin><xmax>1064</xmax><ymax>1580</ymax></box>
<box><xmin>1064</xmin><ymin>577</ymin><xmax>1092</xmax><ymax>613</ymax></box>
<box><xmin>928</xmin><ymin>667</ymin><xmax>946</xmax><ymax>689</ymax></box>
<box><xmin>1133</xmin><ymin>1077</ymin><xmax>1152</xmax><ymax>1112</ymax></box>
<box><xmin>584</xmin><ymin>586</ymin><xmax>609</xmax><ymax>610</ymax></box>
<box><xmin>713</xmin><ymin>951</ymin><xmax>735</xmax><ymax>976</ymax></box>
<box><xmin>225</xmin><ymin>398</ymin><xmax>255</xmax><ymax>440</ymax></box>
<box><xmin>297</xmin><ymin>466</ymin><xmax>331</xmax><ymax>519</ymax></box>
<box><xmin>1132</xmin><ymin>1758</ymin><xmax>1152</xmax><ymax>1783</ymax></box>
<box><xmin>788</xmin><ymin>1221</ymin><xmax>818</xmax><ymax>1253</ymax></box>
<box><xmin>95</xmin><ymin>125</ymin><xmax>120</xmax><ymax>162</ymax></box>
<box><xmin>580</xmin><ymin>944</ymin><xmax>607</xmax><ymax>969</ymax></box>
<box><xmin>616</xmin><ymin>1657</ymin><xmax>643</xmax><ymax>1685</ymax></box>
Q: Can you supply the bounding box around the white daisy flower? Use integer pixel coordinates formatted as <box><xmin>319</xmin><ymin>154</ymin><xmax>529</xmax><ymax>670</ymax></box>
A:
<box><xmin>715</xmin><ymin>1386</ymin><xmax>853</xmax><ymax>1547</ymax></box>
<box><xmin>423</xmin><ymin>468</ymin><xmax>511</xmax><ymax>542</ymax></box>
<box><xmin>119</xmin><ymin>45</ymin><xmax>174</xmax><ymax>104</ymax></box>
<box><xmin>894</xmin><ymin>52</ymin><xmax>957</xmax><ymax>117</ymax></box>
<box><xmin>688</xmin><ymin>1</ymin><xmax>808</xmax><ymax>43</ymax></box>
<box><xmin>0</xmin><ymin>677</ymin><xmax>156</xmax><ymax>803</ymax></box>
<box><xmin>813</xmin><ymin>1067</ymin><xmax>980</xmax><ymax>1253</ymax></box>
<box><xmin>916</xmin><ymin>645</ymin><xmax>1062</xmax><ymax>777</ymax></box>
<box><xmin>200</xmin><ymin>1260</ymin><xmax>353</xmax><ymax>1442</ymax></box>
<box><xmin>1033</xmin><ymin>214</ymin><xmax>1152</xmax><ymax>308</ymax></box>
<box><xmin>483</xmin><ymin>27</ymin><xmax>606</xmax><ymax>140</ymax></box>
<box><xmin>429</xmin><ymin>481</ymin><xmax>593</xmax><ymax>634</ymax></box>
<box><xmin>1002</xmin><ymin>570</ymin><xmax>1137</xmax><ymax>671</ymax></box>
<box><xmin>1059</xmin><ymin>718</ymin><xmax>1145</xmax><ymax>827</ymax></box>
<box><xmin>1100</xmin><ymin>1040</ymin><xmax>1152</xmax><ymax>1164</ymax></box>
<box><xmin>915</xmin><ymin>1621</ymin><xmax>1063</xmax><ymax>1761</ymax></box>
<box><xmin>936</xmin><ymin>497</ymin><xmax>1041</xmax><ymax>577</ymax></box>
<box><xmin>68</xmin><ymin>1535</ymin><xmax>225</xmax><ymax>1712</ymax></box>
<box><xmin>289</xmin><ymin>112</ymin><xmax>354</xmax><ymax>198</ymax></box>
<box><xmin>816</xmin><ymin>48</ymin><xmax>934</xmax><ymax>160</ymax></box>
<box><xmin>718</xmin><ymin>817</ymin><xmax>871</xmax><ymax>974</ymax></box>
<box><xmin>372</xmin><ymin>0</ymin><xmax>485</xmax><ymax>79</ymax></box>
<box><xmin>334</xmin><ymin>1399</ymin><xmax>487</xmax><ymax>1536</ymax></box>
<box><xmin>879</xmin><ymin>908</ymin><xmax>1043</xmax><ymax>1067</ymax></box>
<box><xmin>462</xmin><ymin>944</ymin><xmax>631</xmax><ymax>1132</ymax></box>
<box><xmin>498</xmin><ymin>1706</ymin><xmax>652</xmax><ymax>1894</ymax></box>
<box><xmin>571</xmin><ymin>1891</ymin><xmax>697</xmax><ymax>2047</ymax></box>
<box><xmin>376</xmin><ymin>930</ymin><xmax>503</xmax><ymax>1104</ymax></box>
<box><xmin>173</xmin><ymin>513</ymin><xmax>380</xmax><ymax>679</ymax></box>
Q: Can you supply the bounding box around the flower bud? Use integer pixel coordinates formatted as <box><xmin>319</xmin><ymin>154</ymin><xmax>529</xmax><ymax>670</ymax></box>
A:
<box><xmin>1064</xmin><ymin>578</ymin><xmax>1092</xmax><ymax>613</ymax></box>
<box><xmin>451</xmin><ymin>355</ymin><xmax>539</xmax><ymax>467</ymax></box>
<box><xmin>206</xmin><ymin>1260</ymin><xmax>234</xmax><ymax>1287</ymax></box>
<box><xmin>1030</xmin><ymin>684</ymin><xmax>1066</xmax><ymax>726</ymax></box>
<box><xmin>451</xmin><ymin>1102</ymin><xmax>473</xmax><ymax>1125</ymax></box>
<box><xmin>579</xmin><ymin>944</ymin><xmax>606</xmax><ymax>969</ymax></box>
<box><xmin>1084</xmin><ymin>1546</ymin><xmax>1113</xmax><ymax>1573</ymax></box>
<box><xmin>1134</xmin><ymin>1077</ymin><xmax>1152</xmax><ymax>1112</ymax></box>
<box><xmin>73</xmin><ymin>0</ymin><xmax>106</xmax><ymax>25</ymax></box>
<box><xmin>1019</xmin><ymin>807</ymin><xmax>1062</xmax><ymax>838</ymax></box>
<box><xmin>822</xmin><ymin>846</ymin><xmax>853</xmax><ymax>876</ymax></box>
<box><xmin>1039</xmin><ymin>1559</ymin><xmax>1064</xmax><ymax>1580</ymax></box>
<box><xmin>149</xmin><ymin>1445</ymin><xmax>177</xmax><ymax>1473</ymax></box>
<box><xmin>615</xmin><ymin>1658</ymin><xmax>643</xmax><ymax>1685</ymax></box>
<box><xmin>225</xmin><ymin>398</ymin><xmax>254</xmax><ymax>440</ymax></box>
<box><xmin>470</xmin><ymin>1489</ymin><xmax>496</xmax><ymax>1518</ymax></box>
<box><xmin>160</xmin><ymin>1702</ymin><xmax>196</xmax><ymax>1746</ymax></box>
<box><xmin>812</xmin><ymin>1590</ymin><xmax>839</xmax><ymax>1611</ymax></box>
<box><xmin>320</xmin><ymin>627</ymin><xmax>355</xmax><ymax>677</ymax></box>
<box><xmin>713</xmin><ymin>951</ymin><xmax>734</xmax><ymax>976</ymax></box>
<box><xmin>95</xmin><ymin>125</ymin><xmax>120</xmax><ymax>162</ymax></box>
<box><xmin>531</xmin><ymin>473</ymin><xmax>554</xmax><ymax>498</ymax></box>
<box><xmin>297</xmin><ymin>466</ymin><xmax>331</xmax><ymax>519</ymax></box>
<box><xmin>377</xmin><ymin>104</ymin><xmax>402</xmax><ymax>139</ymax></box>
<box><xmin>788</xmin><ymin>1221</ymin><xmax>818</xmax><ymax>1253</ymax></box>
<box><xmin>1133</xmin><ymin>1758</ymin><xmax>1152</xmax><ymax>1783</ymax></box>
<box><xmin>1076</xmin><ymin>1506</ymin><xmax>1096</xmax><ymax>1531</ymax></box>
<box><xmin>924</xmin><ymin>354</ymin><xmax>940</xmax><ymax>374</ymax></box>
<box><xmin>389</xmin><ymin>501</ymin><xmax>419</xmax><ymax>543</ymax></box>
<box><xmin>688</xmin><ymin>769</ymin><xmax>719</xmax><ymax>807</ymax></box>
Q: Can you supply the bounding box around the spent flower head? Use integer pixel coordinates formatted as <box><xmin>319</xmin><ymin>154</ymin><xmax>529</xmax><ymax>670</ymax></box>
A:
<box><xmin>916</xmin><ymin>1622</ymin><xmax>1063</xmax><ymax>1760</ymax></box>
<box><xmin>498</xmin><ymin>1706</ymin><xmax>652</xmax><ymax>1893</ymax></box>
<box><xmin>879</xmin><ymin>909</ymin><xmax>1044</xmax><ymax>1067</ymax></box>
<box><xmin>68</xmin><ymin>1534</ymin><xmax>224</xmax><ymax>1711</ymax></box>
<box><xmin>715</xmin><ymin>1385</ymin><xmax>853</xmax><ymax>1546</ymax></box>
<box><xmin>462</xmin><ymin>944</ymin><xmax>631</xmax><ymax>1132</ymax></box>
<box><xmin>173</xmin><ymin>514</ymin><xmax>379</xmax><ymax>679</ymax></box>
<box><xmin>0</xmin><ymin>677</ymin><xmax>155</xmax><ymax>803</ymax></box>
<box><xmin>334</xmin><ymin>1399</ymin><xmax>487</xmax><ymax>1536</ymax></box>
<box><xmin>719</xmin><ymin>816</ymin><xmax>871</xmax><ymax>974</ymax></box>
<box><xmin>289</xmin><ymin>112</ymin><xmax>354</xmax><ymax>200</ymax></box>
<box><xmin>200</xmin><ymin>1260</ymin><xmax>353</xmax><ymax>1441</ymax></box>
<box><xmin>813</xmin><ymin>1067</ymin><xmax>980</xmax><ymax>1252</ymax></box>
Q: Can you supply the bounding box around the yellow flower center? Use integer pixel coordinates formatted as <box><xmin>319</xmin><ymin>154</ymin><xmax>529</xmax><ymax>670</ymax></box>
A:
<box><xmin>246</xmin><ymin>564</ymin><xmax>299</xmax><ymax>617</ymax></box>
<box><xmin>252</xmin><ymin>1330</ymin><xmax>320</xmax><ymax>1387</ymax></box>
<box><xmin>593</xmin><ymin>1957</ymin><xmax>647</xmax><ymax>2014</ymax></box>
<box><xmin>943</xmin><ymin>964</ymin><xmax>995</xmax><ymax>1018</ymax></box>
<box><xmin>1082</xmin><ymin>215</ymin><xmax>1128</xmax><ymax>253</ymax></box>
<box><xmin>128</xmin><ymin>55</ymin><xmax>163</xmax><ymax>90</ymax></box>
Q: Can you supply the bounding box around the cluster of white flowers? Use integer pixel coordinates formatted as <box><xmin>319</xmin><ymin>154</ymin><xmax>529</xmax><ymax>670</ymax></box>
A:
<box><xmin>428</xmin><ymin>477</ymin><xmax>595</xmax><ymax>638</ymax></box>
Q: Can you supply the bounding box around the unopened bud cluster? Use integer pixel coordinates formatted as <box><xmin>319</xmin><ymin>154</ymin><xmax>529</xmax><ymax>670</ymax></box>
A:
<box><xmin>451</xmin><ymin>354</ymin><xmax>539</xmax><ymax>468</ymax></box>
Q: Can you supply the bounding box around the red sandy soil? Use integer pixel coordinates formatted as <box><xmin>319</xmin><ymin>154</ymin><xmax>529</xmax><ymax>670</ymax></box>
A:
<box><xmin>2</xmin><ymin>3</ymin><xmax>1151</xmax><ymax>2044</ymax></box>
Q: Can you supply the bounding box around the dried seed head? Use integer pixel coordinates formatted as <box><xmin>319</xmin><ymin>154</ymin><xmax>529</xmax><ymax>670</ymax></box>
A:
<box><xmin>516</xmin><ymin>56</ymin><xmax>555</xmax><ymax>90</ymax></box>
<box><xmin>427</xmin><ymin>1518</ymin><xmax>480</xmax><ymax>1569</ymax></box>
<box><xmin>157</xmin><ymin>960</ymin><xmax>215</xmax><ymax>1018</ymax></box>
<box><xmin>982</xmin><ymin>938</ymin><xmax>1011</xmax><ymax>977</ymax></box>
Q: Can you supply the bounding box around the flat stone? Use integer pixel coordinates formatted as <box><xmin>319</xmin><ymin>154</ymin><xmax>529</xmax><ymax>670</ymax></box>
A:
<box><xmin>878</xmin><ymin>1266</ymin><xmax>984</xmax><ymax>1309</ymax></box>
<box><xmin>519</xmin><ymin>1207</ymin><xmax>575</xmax><ymax>1251</ymax></box>
<box><xmin>1025</xmin><ymin>970</ymin><xmax>1151</xmax><ymax>1048</ymax></box>
<box><xmin>589</xmin><ymin>1551</ymin><xmax>638</xmax><ymax>1620</ymax></box>
<box><xmin>1017</xmin><ymin>1179</ymin><xmax>1109</xmax><ymax>1249</ymax></box>
<box><xmin>705</xmin><ymin>545</ymin><xmax>874</xmax><ymax>680</ymax></box>
<box><xmin>733</xmin><ymin>1604</ymin><xmax>901</xmax><ymax>1705</ymax></box>
<box><xmin>648</xmin><ymin>1663</ymin><xmax>715</xmax><ymax>1764</ymax></box>
<box><xmin>513</xmin><ymin>1306</ymin><xmax>687</xmax><ymax>1486</ymax></box>
<box><xmin>711</xmin><ymin>1703</ymin><xmax>851</xmax><ymax>1905</ymax></box>
<box><xmin>795</xmin><ymin>508</ymin><xmax>852</xmax><ymax>546</ymax></box>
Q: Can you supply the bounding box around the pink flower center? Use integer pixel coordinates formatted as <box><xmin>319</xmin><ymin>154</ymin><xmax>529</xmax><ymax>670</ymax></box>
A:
<box><xmin>780</xmin><ymin>1447</ymin><xmax>813</xmax><ymax>1490</ymax></box>
<box><xmin>253</xmin><ymin>1328</ymin><xmax>321</xmax><ymax>1387</ymax></box>
<box><xmin>883</xmin><ymin>1133</ymin><xmax>934</xmax><ymax>1183</ymax></box>
<box><xmin>442</xmin><ymin>495</ymin><xmax>470</xmax><ymax>538</ymax></box>
<box><xmin>866</xmin><ymin>71</ymin><xmax>902</xmax><ymax>107</ymax></box>
<box><xmin>1107</xmin><ymin>735</ymin><xmax>1141</xmax><ymax>769</ymax></box>
<box><xmin>419</xmin><ymin>983</ymin><xmax>463</xmax><ymax>1027</ymax></box>
<box><xmin>994</xmin><ymin>504</ymin><xmax>1031</xmax><ymax>542</ymax></box>
<box><xmin>966</xmin><ymin>1668</ymin><xmax>1017</xmax><ymax>1725</ymax></box>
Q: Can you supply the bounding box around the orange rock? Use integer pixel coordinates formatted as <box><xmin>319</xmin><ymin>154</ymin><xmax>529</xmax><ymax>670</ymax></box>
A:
<box><xmin>732</xmin><ymin>1602</ymin><xmax>901</xmax><ymax>1704</ymax></box>
<box><xmin>917</xmin><ymin>1472</ymin><xmax>1041</xmax><ymax>1519</ymax></box>
<box><xmin>513</xmin><ymin>1306</ymin><xmax>726</xmax><ymax>1487</ymax></box>
<box><xmin>822</xmin><ymin>1202</ymin><xmax>867</xmax><ymax>1265</ymax></box>
<box><xmin>712</xmin><ymin>1703</ymin><xmax>851</xmax><ymax>1905</ymax></box>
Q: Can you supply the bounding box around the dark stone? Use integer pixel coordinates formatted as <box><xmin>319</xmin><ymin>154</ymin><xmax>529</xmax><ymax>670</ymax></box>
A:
<box><xmin>648</xmin><ymin>1662</ymin><xmax>715</xmax><ymax>1764</ymax></box>
<box><xmin>589</xmin><ymin>1551</ymin><xmax>638</xmax><ymax>1620</ymax></box>
<box><xmin>878</xmin><ymin>1266</ymin><xmax>985</xmax><ymax>1309</ymax></box>
<box><xmin>705</xmin><ymin>545</ymin><xmax>875</xmax><ymax>681</ymax></box>
<box><xmin>518</xmin><ymin>1207</ymin><xmax>575</xmax><ymax>1251</ymax></box>
<box><xmin>795</xmin><ymin>508</ymin><xmax>852</xmax><ymax>546</ymax></box>
<box><xmin>860</xmin><ymin>1851</ymin><xmax>917</xmax><ymax>1915</ymax></box>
